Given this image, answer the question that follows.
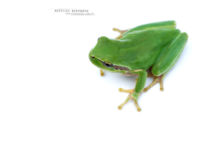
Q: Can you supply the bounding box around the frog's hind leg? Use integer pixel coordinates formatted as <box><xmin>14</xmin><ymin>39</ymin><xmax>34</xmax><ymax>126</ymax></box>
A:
<box><xmin>112</xmin><ymin>28</ymin><xmax>128</xmax><ymax>40</ymax></box>
<box><xmin>144</xmin><ymin>32</ymin><xmax>188</xmax><ymax>92</ymax></box>
<box><xmin>143</xmin><ymin>75</ymin><xmax>164</xmax><ymax>92</ymax></box>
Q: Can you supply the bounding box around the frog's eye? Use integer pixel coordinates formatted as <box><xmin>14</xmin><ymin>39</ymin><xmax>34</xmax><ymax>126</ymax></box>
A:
<box><xmin>103</xmin><ymin>62</ymin><xmax>113</xmax><ymax>67</ymax></box>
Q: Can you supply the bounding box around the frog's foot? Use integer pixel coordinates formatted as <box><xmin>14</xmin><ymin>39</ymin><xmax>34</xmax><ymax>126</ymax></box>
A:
<box><xmin>118</xmin><ymin>90</ymin><xmax>141</xmax><ymax>112</ymax></box>
<box><xmin>143</xmin><ymin>75</ymin><xmax>164</xmax><ymax>92</ymax></box>
<box><xmin>113</xmin><ymin>28</ymin><xmax>128</xmax><ymax>34</ymax></box>
<box><xmin>100</xmin><ymin>69</ymin><xmax>104</xmax><ymax>76</ymax></box>
<box><xmin>112</xmin><ymin>28</ymin><xmax>128</xmax><ymax>40</ymax></box>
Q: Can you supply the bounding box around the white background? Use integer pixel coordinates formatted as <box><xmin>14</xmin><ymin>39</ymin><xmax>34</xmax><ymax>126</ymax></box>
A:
<box><xmin>0</xmin><ymin>0</ymin><xmax>220</xmax><ymax>146</ymax></box>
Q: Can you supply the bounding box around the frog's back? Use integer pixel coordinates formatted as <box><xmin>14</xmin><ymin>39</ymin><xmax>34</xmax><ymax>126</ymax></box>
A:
<box><xmin>113</xmin><ymin>28</ymin><xmax>180</xmax><ymax>70</ymax></box>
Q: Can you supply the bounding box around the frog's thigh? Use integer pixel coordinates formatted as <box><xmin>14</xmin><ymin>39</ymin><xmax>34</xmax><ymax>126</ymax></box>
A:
<box><xmin>151</xmin><ymin>32</ymin><xmax>188</xmax><ymax>76</ymax></box>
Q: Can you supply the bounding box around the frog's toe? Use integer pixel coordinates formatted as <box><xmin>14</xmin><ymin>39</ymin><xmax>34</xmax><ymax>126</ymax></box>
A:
<box><xmin>118</xmin><ymin>88</ymin><xmax>134</xmax><ymax>93</ymax></box>
<box><xmin>112</xmin><ymin>28</ymin><xmax>128</xmax><ymax>40</ymax></box>
<box><xmin>100</xmin><ymin>69</ymin><xmax>104</xmax><ymax>76</ymax></box>
<box><xmin>159</xmin><ymin>76</ymin><xmax>164</xmax><ymax>91</ymax></box>
<box><xmin>112</xmin><ymin>28</ymin><xmax>127</xmax><ymax>34</ymax></box>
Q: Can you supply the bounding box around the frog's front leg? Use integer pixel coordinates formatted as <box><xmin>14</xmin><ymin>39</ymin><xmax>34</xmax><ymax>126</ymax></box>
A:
<box><xmin>112</xmin><ymin>28</ymin><xmax>128</xmax><ymax>40</ymax></box>
<box><xmin>118</xmin><ymin>70</ymin><xmax>147</xmax><ymax>111</ymax></box>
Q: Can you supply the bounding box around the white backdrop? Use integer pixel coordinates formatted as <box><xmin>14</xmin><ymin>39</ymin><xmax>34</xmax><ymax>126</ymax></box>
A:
<box><xmin>1</xmin><ymin>0</ymin><xmax>220</xmax><ymax>147</ymax></box>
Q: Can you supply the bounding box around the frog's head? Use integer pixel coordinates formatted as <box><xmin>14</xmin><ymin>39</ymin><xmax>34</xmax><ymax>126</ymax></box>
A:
<box><xmin>89</xmin><ymin>36</ymin><xmax>129</xmax><ymax>73</ymax></box>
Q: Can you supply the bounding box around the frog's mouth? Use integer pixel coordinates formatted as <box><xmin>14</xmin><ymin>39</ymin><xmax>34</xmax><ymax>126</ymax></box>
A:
<box><xmin>91</xmin><ymin>56</ymin><xmax>129</xmax><ymax>71</ymax></box>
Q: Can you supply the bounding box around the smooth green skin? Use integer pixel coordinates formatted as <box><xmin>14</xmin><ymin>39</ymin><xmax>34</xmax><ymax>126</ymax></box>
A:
<box><xmin>89</xmin><ymin>21</ymin><xmax>188</xmax><ymax>100</ymax></box>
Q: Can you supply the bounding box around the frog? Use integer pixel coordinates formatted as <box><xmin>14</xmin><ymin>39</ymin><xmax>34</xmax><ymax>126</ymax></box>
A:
<box><xmin>89</xmin><ymin>20</ymin><xmax>188</xmax><ymax>111</ymax></box>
